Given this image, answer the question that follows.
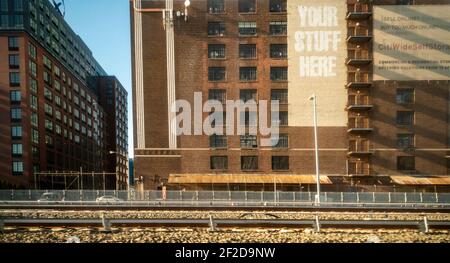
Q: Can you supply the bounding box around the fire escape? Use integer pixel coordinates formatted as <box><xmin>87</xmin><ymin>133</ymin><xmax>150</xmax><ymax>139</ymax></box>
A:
<box><xmin>346</xmin><ymin>0</ymin><xmax>373</xmax><ymax>176</ymax></box>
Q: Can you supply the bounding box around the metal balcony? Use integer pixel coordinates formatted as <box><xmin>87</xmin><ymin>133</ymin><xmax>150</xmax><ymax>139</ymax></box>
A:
<box><xmin>347</xmin><ymin>28</ymin><xmax>373</xmax><ymax>43</ymax></box>
<box><xmin>348</xmin><ymin>143</ymin><xmax>373</xmax><ymax>157</ymax></box>
<box><xmin>348</xmin><ymin>119</ymin><xmax>373</xmax><ymax>134</ymax></box>
<box><xmin>346</xmin><ymin>74</ymin><xmax>372</xmax><ymax>89</ymax></box>
<box><xmin>347</xmin><ymin>95</ymin><xmax>373</xmax><ymax>111</ymax></box>
<box><xmin>346</xmin><ymin>51</ymin><xmax>372</xmax><ymax>66</ymax></box>
<box><xmin>347</xmin><ymin>4</ymin><xmax>372</xmax><ymax>20</ymax></box>
<box><xmin>348</xmin><ymin>162</ymin><xmax>371</xmax><ymax>177</ymax></box>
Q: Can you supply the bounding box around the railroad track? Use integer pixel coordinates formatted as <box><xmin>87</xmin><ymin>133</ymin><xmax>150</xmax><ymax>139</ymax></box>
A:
<box><xmin>1</xmin><ymin>217</ymin><xmax>449</xmax><ymax>232</ymax></box>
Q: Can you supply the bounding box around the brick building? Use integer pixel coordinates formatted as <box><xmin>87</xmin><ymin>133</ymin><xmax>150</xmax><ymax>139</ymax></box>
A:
<box><xmin>131</xmin><ymin>0</ymin><xmax>450</xmax><ymax>191</ymax></box>
<box><xmin>0</xmin><ymin>0</ymin><xmax>128</xmax><ymax>189</ymax></box>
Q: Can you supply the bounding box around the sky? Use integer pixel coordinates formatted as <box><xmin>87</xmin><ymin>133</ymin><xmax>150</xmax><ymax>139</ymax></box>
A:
<box><xmin>63</xmin><ymin>0</ymin><xmax>134</xmax><ymax>157</ymax></box>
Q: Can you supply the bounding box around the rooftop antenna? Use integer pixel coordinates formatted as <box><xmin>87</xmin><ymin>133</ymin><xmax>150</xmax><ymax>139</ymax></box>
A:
<box><xmin>52</xmin><ymin>0</ymin><xmax>66</xmax><ymax>17</ymax></box>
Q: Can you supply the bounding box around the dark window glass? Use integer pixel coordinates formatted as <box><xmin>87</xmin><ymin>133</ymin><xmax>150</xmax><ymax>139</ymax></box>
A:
<box><xmin>11</xmin><ymin>126</ymin><xmax>22</xmax><ymax>139</ymax></box>
<box><xmin>9</xmin><ymin>54</ymin><xmax>20</xmax><ymax>68</ymax></box>
<box><xmin>272</xmin><ymin>111</ymin><xmax>288</xmax><ymax>126</ymax></box>
<box><xmin>240</xmin><ymin>67</ymin><xmax>257</xmax><ymax>81</ymax></box>
<box><xmin>269</xmin><ymin>0</ymin><xmax>286</xmax><ymax>12</ymax></box>
<box><xmin>10</xmin><ymin>90</ymin><xmax>21</xmax><ymax>102</ymax></box>
<box><xmin>208</xmin><ymin>44</ymin><xmax>225</xmax><ymax>59</ymax></box>
<box><xmin>12</xmin><ymin>161</ymin><xmax>24</xmax><ymax>174</ymax></box>
<box><xmin>0</xmin><ymin>0</ymin><xmax>8</xmax><ymax>12</ymax></box>
<box><xmin>239</xmin><ymin>44</ymin><xmax>256</xmax><ymax>59</ymax></box>
<box><xmin>272</xmin><ymin>156</ymin><xmax>289</xmax><ymax>170</ymax></box>
<box><xmin>238</xmin><ymin>0</ymin><xmax>256</xmax><ymax>13</ymax></box>
<box><xmin>208</xmin><ymin>22</ymin><xmax>225</xmax><ymax>36</ymax></box>
<box><xmin>397</xmin><ymin>134</ymin><xmax>415</xmax><ymax>149</ymax></box>
<box><xmin>270</xmin><ymin>21</ymin><xmax>287</xmax><ymax>36</ymax></box>
<box><xmin>396</xmin><ymin>88</ymin><xmax>414</xmax><ymax>104</ymax></box>
<box><xmin>8</xmin><ymin>36</ymin><xmax>19</xmax><ymax>50</ymax></box>
<box><xmin>210</xmin><ymin>135</ymin><xmax>227</xmax><ymax>148</ymax></box>
<box><xmin>272</xmin><ymin>134</ymin><xmax>289</xmax><ymax>148</ymax></box>
<box><xmin>397</xmin><ymin>111</ymin><xmax>414</xmax><ymax>126</ymax></box>
<box><xmin>240</xmin><ymin>111</ymin><xmax>257</xmax><ymax>126</ymax></box>
<box><xmin>240</xmin><ymin>89</ymin><xmax>257</xmax><ymax>102</ymax></box>
<box><xmin>271</xmin><ymin>89</ymin><xmax>288</xmax><ymax>104</ymax></box>
<box><xmin>270</xmin><ymin>67</ymin><xmax>288</xmax><ymax>81</ymax></box>
<box><xmin>208</xmin><ymin>67</ymin><xmax>226</xmax><ymax>81</ymax></box>
<box><xmin>10</xmin><ymin>108</ymin><xmax>21</xmax><ymax>121</ymax></box>
<box><xmin>12</xmin><ymin>144</ymin><xmax>23</xmax><ymax>156</ymax></box>
<box><xmin>240</xmin><ymin>135</ymin><xmax>258</xmax><ymax>149</ymax></box>
<box><xmin>208</xmin><ymin>89</ymin><xmax>226</xmax><ymax>104</ymax></box>
<box><xmin>270</xmin><ymin>44</ymin><xmax>287</xmax><ymax>58</ymax></box>
<box><xmin>241</xmin><ymin>156</ymin><xmax>258</xmax><ymax>170</ymax></box>
<box><xmin>208</xmin><ymin>0</ymin><xmax>225</xmax><ymax>13</ymax></box>
<box><xmin>9</xmin><ymin>72</ymin><xmax>20</xmax><ymax>86</ymax></box>
<box><xmin>211</xmin><ymin>156</ymin><xmax>228</xmax><ymax>170</ymax></box>
<box><xmin>397</xmin><ymin>156</ymin><xmax>415</xmax><ymax>171</ymax></box>
<box><xmin>239</xmin><ymin>21</ymin><xmax>257</xmax><ymax>36</ymax></box>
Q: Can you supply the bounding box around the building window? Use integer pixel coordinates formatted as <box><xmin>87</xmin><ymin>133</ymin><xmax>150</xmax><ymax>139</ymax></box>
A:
<box><xmin>239</xmin><ymin>44</ymin><xmax>256</xmax><ymax>59</ymax></box>
<box><xmin>45</xmin><ymin>119</ymin><xmax>53</xmax><ymax>131</ymax></box>
<box><xmin>12</xmin><ymin>161</ymin><xmax>24</xmax><ymax>175</ymax></box>
<box><xmin>13</xmin><ymin>0</ymin><xmax>23</xmax><ymax>11</ymax></box>
<box><xmin>32</xmin><ymin>147</ymin><xmax>39</xmax><ymax>159</ymax></box>
<box><xmin>270</xmin><ymin>67</ymin><xmax>288</xmax><ymax>81</ymax></box>
<box><xmin>45</xmin><ymin>135</ymin><xmax>54</xmax><ymax>147</ymax></box>
<box><xmin>272</xmin><ymin>134</ymin><xmax>289</xmax><ymax>148</ymax></box>
<box><xmin>0</xmin><ymin>0</ymin><xmax>8</xmax><ymax>12</ymax></box>
<box><xmin>271</xmin><ymin>89</ymin><xmax>288</xmax><ymax>104</ymax></box>
<box><xmin>11</xmin><ymin>126</ymin><xmax>22</xmax><ymax>139</ymax></box>
<box><xmin>240</xmin><ymin>135</ymin><xmax>258</xmax><ymax>149</ymax></box>
<box><xmin>240</xmin><ymin>67</ymin><xmax>257</xmax><ymax>81</ymax></box>
<box><xmin>397</xmin><ymin>134</ymin><xmax>415</xmax><ymax>149</ymax></box>
<box><xmin>241</xmin><ymin>156</ymin><xmax>258</xmax><ymax>171</ymax></box>
<box><xmin>0</xmin><ymin>14</ymin><xmax>8</xmax><ymax>27</ymax></box>
<box><xmin>238</xmin><ymin>21</ymin><xmax>257</xmax><ymax>36</ymax></box>
<box><xmin>208</xmin><ymin>44</ymin><xmax>225</xmax><ymax>59</ymax></box>
<box><xmin>8</xmin><ymin>36</ymin><xmax>19</xmax><ymax>50</ymax></box>
<box><xmin>208</xmin><ymin>89</ymin><xmax>226</xmax><ymax>104</ymax></box>
<box><xmin>11</xmin><ymin>108</ymin><xmax>21</xmax><ymax>121</ymax></box>
<box><xmin>211</xmin><ymin>156</ymin><xmax>228</xmax><ymax>170</ymax></box>
<box><xmin>397</xmin><ymin>156</ymin><xmax>415</xmax><ymax>171</ymax></box>
<box><xmin>208</xmin><ymin>0</ymin><xmax>225</xmax><ymax>14</ymax></box>
<box><xmin>270</xmin><ymin>44</ymin><xmax>287</xmax><ymax>59</ymax></box>
<box><xmin>272</xmin><ymin>156</ymin><xmax>289</xmax><ymax>170</ymax></box>
<box><xmin>31</xmin><ymin>112</ymin><xmax>38</xmax><ymax>127</ymax></box>
<box><xmin>29</xmin><ymin>43</ymin><xmax>37</xmax><ymax>60</ymax></box>
<box><xmin>29</xmin><ymin>60</ymin><xmax>37</xmax><ymax>77</ymax></box>
<box><xmin>30</xmin><ymin>77</ymin><xmax>38</xmax><ymax>93</ymax></box>
<box><xmin>43</xmin><ymin>71</ymin><xmax>52</xmax><ymax>85</ymax></box>
<box><xmin>397</xmin><ymin>111</ymin><xmax>414</xmax><ymax>126</ymax></box>
<box><xmin>238</xmin><ymin>0</ymin><xmax>256</xmax><ymax>13</ymax></box>
<box><xmin>44</xmin><ymin>87</ymin><xmax>52</xmax><ymax>101</ymax></box>
<box><xmin>208</xmin><ymin>67</ymin><xmax>226</xmax><ymax>81</ymax></box>
<box><xmin>9</xmin><ymin>72</ymin><xmax>20</xmax><ymax>86</ymax></box>
<box><xmin>272</xmin><ymin>111</ymin><xmax>288</xmax><ymax>126</ymax></box>
<box><xmin>270</xmin><ymin>21</ymin><xmax>287</xmax><ymax>36</ymax></box>
<box><xmin>209</xmin><ymin>111</ymin><xmax>226</xmax><ymax>127</ymax></box>
<box><xmin>44</xmin><ymin>103</ymin><xmax>53</xmax><ymax>116</ymax></box>
<box><xmin>9</xmin><ymin>54</ymin><xmax>20</xmax><ymax>69</ymax></box>
<box><xmin>396</xmin><ymin>88</ymin><xmax>414</xmax><ymax>104</ymax></box>
<box><xmin>210</xmin><ymin>135</ymin><xmax>227</xmax><ymax>148</ymax></box>
<box><xmin>240</xmin><ymin>89</ymin><xmax>257</xmax><ymax>102</ymax></box>
<box><xmin>12</xmin><ymin>144</ymin><xmax>23</xmax><ymax>156</ymax></box>
<box><xmin>10</xmin><ymin>90</ymin><xmax>21</xmax><ymax>103</ymax></box>
<box><xmin>31</xmin><ymin>129</ymin><xmax>39</xmax><ymax>144</ymax></box>
<box><xmin>269</xmin><ymin>0</ymin><xmax>286</xmax><ymax>12</ymax></box>
<box><xmin>208</xmin><ymin>22</ymin><xmax>225</xmax><ymax>36</ymax></box>
<box><xmin>30</xmin><ymin>95</ymin><xmax>38</xmax><ymax>110</ymax></box>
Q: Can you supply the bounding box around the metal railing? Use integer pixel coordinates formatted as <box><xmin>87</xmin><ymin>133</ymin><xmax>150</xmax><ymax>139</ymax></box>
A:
<box><xmin>0</xmin><ymin>190</ymin><xmax>449</xmax><ymax>207</ymax></box>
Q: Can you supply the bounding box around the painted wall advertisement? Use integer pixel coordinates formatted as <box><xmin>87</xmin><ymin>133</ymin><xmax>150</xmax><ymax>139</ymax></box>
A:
<box><xmin>374</xmin><ymin>5</ymin><xmax>450</xmax><ymax>81</ymax></box>
<box><xmin>288</xmin><ymin>0</ymin><xmax>347</xmax><ymax>127</ymax></box>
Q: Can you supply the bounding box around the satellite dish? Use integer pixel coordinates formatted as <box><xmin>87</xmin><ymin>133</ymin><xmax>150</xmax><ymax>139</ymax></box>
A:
<box><xmin>52</xmin><ymin>0</ymin><xmax>66</xmax><ymax>17</ymax></box>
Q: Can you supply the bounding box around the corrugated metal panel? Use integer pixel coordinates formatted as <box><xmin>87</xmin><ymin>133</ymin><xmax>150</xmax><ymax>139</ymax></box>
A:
<box><xmin>391</xmin><ymin>176</ymin><xmax>450</xmax><ymax>185</ymax></box>
<box><xmin>168</xmin><ymin>174</ymin><xmax>332</xmax><ymax>185</ymax></box>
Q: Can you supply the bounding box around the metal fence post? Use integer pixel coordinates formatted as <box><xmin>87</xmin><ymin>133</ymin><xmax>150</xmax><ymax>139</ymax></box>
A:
<box><xmin>420</xmin><ymin>193</ymin><xmax>423</xmax><ymax>203</ymax></box>
<box><xmin>196</xmin><ymin>191</ymin><xmax>199</xmax><ymax>201</ymax></box>
<box><xmin>388</xmin><ymin>192</ymin><xmax>391</xmax><ymax>203</ymax></box>
<box><xmin>11</xmin><ymin>189</ymin><xmax>14</xmax><ymax>201</ymax></box>
<box><xmin>324</xmin><ymin>192</ymin><xmax>328</xmax><ymax>202</ymax></box>
<box><xmin>28</xmin><ymin>190</ymin><xmax>31</xmax><ymax>200</ymax></box>
<box><xmin>308</xmin><ymin>192</ymin><xmax>312</xmax><ymax>202</ymax></box>
<box><xmin>356</xmin><ymin>192</ymin><xmax>360</xmax><ymax>204</ymax></box>
<box><xmin>228</xmin><ymin>190</ymin><xmax>231</xmax><ymax>201</ymax></box>
<box><xmin>372</xmin><ymin>192</ymin><xmax>376</xmax><ymax>203</ymax></box>
<box><xmin>435</xmin><ymin>192</ymin><xmax>439</xmax><ymax>203</ymax></box>
<box><xmin>341</xmin><ymin>192</ymin><xmax>344</xmax><ymax>203</ymax></box>
<box><xmin>404</xmin><ymin>192</ymin><xmax>407</xmax><ymax>203</ymax></box>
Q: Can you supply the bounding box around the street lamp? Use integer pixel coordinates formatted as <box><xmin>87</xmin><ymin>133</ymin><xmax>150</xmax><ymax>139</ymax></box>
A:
<box><xmin>309</xmin><ymin>94</ymin><xmax>321</xmax><ymax>205</ymax></box>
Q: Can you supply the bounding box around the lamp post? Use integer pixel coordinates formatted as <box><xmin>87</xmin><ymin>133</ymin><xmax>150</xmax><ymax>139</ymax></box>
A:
<box><xmin>309</xmin><ymin>94</ymin><xmax>321</xmax><ymax>205</ymax></box>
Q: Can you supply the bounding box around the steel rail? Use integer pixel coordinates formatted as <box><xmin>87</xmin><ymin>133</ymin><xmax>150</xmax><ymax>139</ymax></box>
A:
<box><xmin>2</xmin><ymin>218</ymin><xmax>450</xmax><ymax>230</ymax></box>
